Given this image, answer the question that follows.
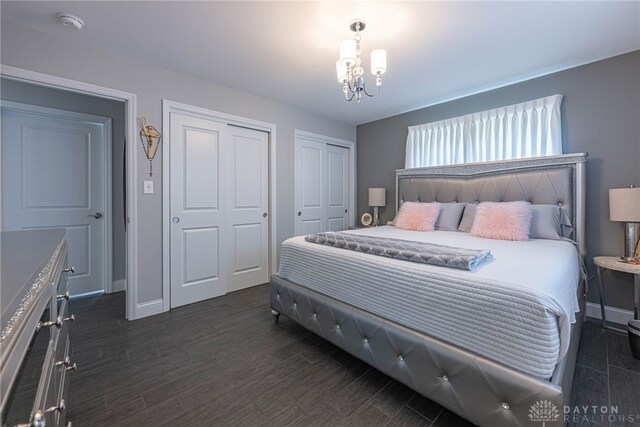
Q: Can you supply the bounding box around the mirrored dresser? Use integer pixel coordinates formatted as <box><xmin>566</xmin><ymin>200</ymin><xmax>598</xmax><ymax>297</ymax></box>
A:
<box><xmin>1</xmin><ymin>230</ymin><xmax>76</xmax><ymax>427</ymax></box>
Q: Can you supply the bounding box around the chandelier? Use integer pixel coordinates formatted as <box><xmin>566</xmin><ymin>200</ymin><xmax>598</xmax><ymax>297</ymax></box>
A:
<box><xmin>336</xmin><ymin>20</ymin><xmax>387</xmax><ymax>102</ymax></box>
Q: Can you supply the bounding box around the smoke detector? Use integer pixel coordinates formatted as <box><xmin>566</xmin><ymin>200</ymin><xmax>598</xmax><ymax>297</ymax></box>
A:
<box><xmin>58</xmin><ymin>13</ymin><xmax>84</xmax><ymax>30</ymax></box>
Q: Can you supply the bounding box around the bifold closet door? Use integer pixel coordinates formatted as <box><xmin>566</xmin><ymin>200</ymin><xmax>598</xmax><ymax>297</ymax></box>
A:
<box><xmin>170</xmin><ymin>114</ymin><xmax>229</xmax><ymax>308</ymax></box>
<box><xmin>294</xmin><ymin>137</ymin><xmax>349</xmax><ymax>235</ymax></box>
<box><xmin>170</xmin><ymin>113</ymin><xmax>269</xmax><ymax>308</ymax></box>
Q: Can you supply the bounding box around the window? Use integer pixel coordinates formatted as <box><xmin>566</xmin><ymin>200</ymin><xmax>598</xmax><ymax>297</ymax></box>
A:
<box><xmin>405</xmin><ymin>94</ymin><xmax>563</xmax><ymax>168</ymax></box>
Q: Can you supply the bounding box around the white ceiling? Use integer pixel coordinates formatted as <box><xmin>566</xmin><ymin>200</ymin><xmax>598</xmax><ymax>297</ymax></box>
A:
<box><xmin>2</xmin><ymin>1</ymin><xmax>639</xmax><ymax>125</ymax></box>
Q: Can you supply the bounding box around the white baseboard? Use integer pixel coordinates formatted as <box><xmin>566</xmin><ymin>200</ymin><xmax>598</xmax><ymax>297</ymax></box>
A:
<box><xmin>586</xmin><ymin>302</ymin><xmax>634</xmax><ymax>325</ymax></box>
<box><xmin>134</xmin><ymin>299</ymin><xmax>163</xmax><ymax>319</ymax></box>
<box><xmin>111</xmin><ymin>279</ymin><xmax>126</xmax><ymax>293</ymax></box>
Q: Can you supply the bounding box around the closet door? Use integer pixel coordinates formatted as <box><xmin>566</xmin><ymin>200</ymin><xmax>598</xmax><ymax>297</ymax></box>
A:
<box><xmin>294</xmin><ymin>134</ymin><xmax>350</xmax><ymax>236</ymax></box>
<box><xmin>227</xmin><ymin>126</ymin><xmax>269</xmax><ymax>292</ymax></box>
<box><xmin>326</xmin><ymin>144</ymin><xmax>349</xmax><ymax>231</ymax></box>
<box><xmin>170</xmin><ymin>114</ymin><xmax>229</xmax><ymax>308</ymax></box>
<box><xmin>294</xmin><ymin>138</ymin><xmax>326</xmax><ymax>235</ymax></box>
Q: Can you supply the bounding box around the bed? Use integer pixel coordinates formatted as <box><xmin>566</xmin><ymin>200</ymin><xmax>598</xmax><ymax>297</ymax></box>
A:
<box><xmin>270</xmin><ymin>153</ymin><xmax>587</xmax><ymax>427</ymax></box>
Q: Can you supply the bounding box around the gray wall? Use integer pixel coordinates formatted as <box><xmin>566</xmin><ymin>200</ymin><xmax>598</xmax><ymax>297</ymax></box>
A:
<box><xmin>357</xmin><ymin>50</ymin><xmax>640</xmax><ymax>310</ymax></box>
<box><xmin>1</xmin><ymin>22</ymin><xmax>356</xmax><ymax>307</ymax></box>
<box><xmin>1</xmin><ymin>78</ymin><xmax>127</xmax><ymax>284</ymax></box>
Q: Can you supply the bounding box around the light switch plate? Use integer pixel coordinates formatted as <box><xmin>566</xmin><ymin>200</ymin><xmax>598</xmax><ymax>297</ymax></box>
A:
<box><xmin>143</xmin><ymin>181</ymin><xmax>153</xmax><ymax>194</ymax></box>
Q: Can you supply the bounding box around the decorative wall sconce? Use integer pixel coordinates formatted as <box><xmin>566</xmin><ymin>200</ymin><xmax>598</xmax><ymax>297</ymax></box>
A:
<box><xmin>138</xmin><ymin>116</ymin><xmax>161</xmax><ymax>176</ymax></box>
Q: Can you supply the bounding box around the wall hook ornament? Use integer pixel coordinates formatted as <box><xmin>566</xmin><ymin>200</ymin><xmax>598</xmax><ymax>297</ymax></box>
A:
<box><xmin>138</xmin><ymin>116</ymin><xmax>161</xmax><ymax>176</ymax></box>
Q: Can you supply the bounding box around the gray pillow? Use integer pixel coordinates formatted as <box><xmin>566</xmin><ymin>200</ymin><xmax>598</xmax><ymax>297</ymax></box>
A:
<box><xmin>529</xmin><ymin>204</ymin><xmax>562</xmax><ymax>240</ymax></box>
<box><xmin>435</xmin><ymin>203</ymin><xmax>465</xmax><ymax>231</ymax></box>
<box><xmin>458</xmin><ymin>203</ymin><xmax>477</xmax><ymax>232</ymax></box>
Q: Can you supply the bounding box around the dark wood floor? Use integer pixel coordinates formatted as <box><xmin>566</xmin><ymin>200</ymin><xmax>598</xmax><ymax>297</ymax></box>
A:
<box><xmin>66</xmin><ymin>284</ymin><xmax>640</xmax><ymax>426</ymax></box>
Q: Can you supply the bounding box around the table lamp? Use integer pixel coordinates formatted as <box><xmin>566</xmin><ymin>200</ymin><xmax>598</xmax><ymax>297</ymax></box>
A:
<box><xmin>609</xmin><ymin>185</ymin><xmax>640</xmax><ymax>258</ymax></box>
<box><xmin>368</xmin><ymin>188</ymin><xmax>386</xmax><ymax>226</ymax></box>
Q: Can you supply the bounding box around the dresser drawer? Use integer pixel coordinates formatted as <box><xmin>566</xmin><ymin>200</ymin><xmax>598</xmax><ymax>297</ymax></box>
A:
<box><xmin>33</xmin><ymin>340</ymin><xmax>65</xmax><ymax>427</ymax></box>
<box><xmin>52</xmin><ymin>297</ymin><xmax>75</xmax><ymax>421</ymax></box>
<box><xmin>55</xmin><ymin>336</ymin><xmax>71</xmax><ymax>427</ymax></box>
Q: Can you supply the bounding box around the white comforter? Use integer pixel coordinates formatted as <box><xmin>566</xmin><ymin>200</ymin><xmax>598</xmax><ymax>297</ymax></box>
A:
<box><xmin>278</xmin><ymin>226</ymin><xmax>580</xmax><ymax>378</ymax></box>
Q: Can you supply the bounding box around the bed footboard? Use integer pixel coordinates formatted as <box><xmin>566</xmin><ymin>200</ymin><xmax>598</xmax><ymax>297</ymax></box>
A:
<box><xmin>270</xmin><ymin>274</ymin><xmax>578</xmax><ymax>427</ymax></box>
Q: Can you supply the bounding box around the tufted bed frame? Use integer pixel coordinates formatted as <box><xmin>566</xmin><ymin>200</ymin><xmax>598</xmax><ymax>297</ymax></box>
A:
<box><xmin>270</xmin><ymin>153</ymin><xmax>587</xmax><ymax>426</ymax></box>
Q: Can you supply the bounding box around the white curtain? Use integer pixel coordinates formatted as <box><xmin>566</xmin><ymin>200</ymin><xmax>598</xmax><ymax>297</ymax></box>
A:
<box><xmin>405</xmin><ymin>94</ymin><xmax>563</xmax><ymax>168</ymax></box>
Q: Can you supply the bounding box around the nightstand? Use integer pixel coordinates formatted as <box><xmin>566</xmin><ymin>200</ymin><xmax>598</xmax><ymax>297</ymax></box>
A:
<box><xmin>594</xmin><ymin>256</ymin><xmax>640</xmax><ymax>333</ymax></box>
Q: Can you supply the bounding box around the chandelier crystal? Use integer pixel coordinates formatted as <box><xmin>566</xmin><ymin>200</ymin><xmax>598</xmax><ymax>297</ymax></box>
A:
<box><xmin>336</xmin><ymin>20</ymin><xmax>387</xmax><ymax>102</ymax></box>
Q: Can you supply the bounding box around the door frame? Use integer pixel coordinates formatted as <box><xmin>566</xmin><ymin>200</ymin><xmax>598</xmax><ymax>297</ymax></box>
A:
<box><xmin>162</xmin><ymin>99</ymin><xmax>277</xmax><ymax>312</ymax></box>
<box><xmin>294</xmin><ymin>129</ymin><xmax>356</xmax><ymax>232</ymax></box>
<box><xmin>0</xmin><ymin>65</ymin><xmax>141</xmax><ymax>320</ymax></box>
<box><xmin>0</xmin><ymin>100</ymin><xmax>113</xmax><ymax>294</ymax></box>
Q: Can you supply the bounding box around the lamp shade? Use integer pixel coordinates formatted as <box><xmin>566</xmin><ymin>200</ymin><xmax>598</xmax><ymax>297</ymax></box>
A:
<box><xmin>340</xmin><ymin>39</ymin><xmax>356</xmax><ymax>66</ymax></box>
<box><xmin>370</xmin><ymin>49</ymin><xmax>387</xmax><ymax>75</ymax></box>
<box><xmin>609</xmin><ymin>187</ymin><xmax>640</xmax><ymax>222</ymax></box>
<box><xmin>368</xmin><ymin>188</ymin><xmax>386</xmax><ymax>207</ymax></box>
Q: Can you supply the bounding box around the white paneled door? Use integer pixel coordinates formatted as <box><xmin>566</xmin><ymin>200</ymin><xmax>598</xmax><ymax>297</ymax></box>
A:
<box><xmin>294</xmin><ymin>133</ymin><xmax>351</xmax><ymax>235</ymax></box>
<box><xmin>169</xmin><ymin>113</ymin><xmax>269</xmax><ymax>308</ymax></box>
<box><xmin>1</xmin><ymin>104</ymin><xmax>109</xmax><ymax>295</ymax></box>
<box><xmin>294</xmin><ymin>138</ymin><xmax>325</xmax><ymax>235</ymax></box>
<box><xmin>326</xmin><ymin>144</ymin><xmax>349</xmax><ymax>231</ymax></box>
<box><xmin>227</xmin><ymin>126</ymin><xmax>269</xmax><ymax>292</ymax></box>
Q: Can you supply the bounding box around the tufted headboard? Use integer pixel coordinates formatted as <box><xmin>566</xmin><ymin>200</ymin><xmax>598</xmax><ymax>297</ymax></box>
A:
<box><xmin>395</xmin><ymin>153</ymin><xmax>588</xmax><ymax>257</ymax></box>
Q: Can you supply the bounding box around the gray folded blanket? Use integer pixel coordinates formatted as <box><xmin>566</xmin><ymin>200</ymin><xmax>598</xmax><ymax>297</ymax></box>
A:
<box><xmin>305</xmin><ymin>232</ymin><xmax>493</xmax><ymax>271</ymax></box>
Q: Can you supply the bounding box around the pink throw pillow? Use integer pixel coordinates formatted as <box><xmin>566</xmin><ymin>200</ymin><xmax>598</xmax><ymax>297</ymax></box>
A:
<box><xmin>394</xmin><ymin>202</ymin><xmax>441</xmax><ymax>232</ymax></box>
<box><xmin>470</xmin><ymin>201</ymin><xmax>532</xmax><ymax>241</ymax></box>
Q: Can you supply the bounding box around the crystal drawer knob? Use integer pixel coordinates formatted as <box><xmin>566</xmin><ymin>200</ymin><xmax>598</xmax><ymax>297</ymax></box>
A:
<box><xmin>31</xmin><ymin>410</ymin><xmax>45</xmax><ymax>427</ymax></box>
<box><xmin>15</xmin><ymin>409</ymin><xmax>46</xmax><ymax>427</ymax></box>
<box><xmin>56</xmin><ymin>356</ymin><xmax>78</xmax><ymax>371</ymax></box>
<box><xmin>37</xmin><ymin>316</ymin><xmax>63</xmax><ymax>331</ymax></box>
<box><xmin>63</xmin><ymin>266</ymin><xmax>75</xmax><ymax>273</ymax></box>
<box><xmin>46</xmin><ymin>399</ymin><xmax>65</xmax><ymax>414</ymax></box>
<box><xmin>57</xmin><ymin>291</ymin><xmax>71</xmax><ymax>301</ymax></box>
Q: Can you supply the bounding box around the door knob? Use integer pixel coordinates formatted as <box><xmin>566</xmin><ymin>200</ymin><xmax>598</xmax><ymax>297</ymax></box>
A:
<box><xmin>297</xmin><ymin>212</ymin><xmax>302</xmax><ymax>216</ymax></box>
<box><xmin>172</xmin><ymin>217</ymin><xmax>180</xmax><ymax>224</ymax></box>
<box><xmin>263</xmin><ymin>212</ymin><xmax>268</xmax><ymax>218</ymax></box>
<box><xmin>88</xmin><ymin>213</ymin><xmax>103</xmax><ymax>219</ymax></box>
<box><xmin>345</xmin><ymin>209</ymin><xmax>348</xmax><ymax>213</ymax></box>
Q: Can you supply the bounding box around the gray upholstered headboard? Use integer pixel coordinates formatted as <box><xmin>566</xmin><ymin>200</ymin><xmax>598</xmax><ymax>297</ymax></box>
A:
<box><xmin>395</xmin><ymin>153</ymin><xmax>588</xmax><ymax>256</ymax></box>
